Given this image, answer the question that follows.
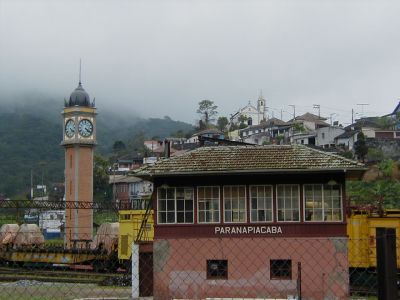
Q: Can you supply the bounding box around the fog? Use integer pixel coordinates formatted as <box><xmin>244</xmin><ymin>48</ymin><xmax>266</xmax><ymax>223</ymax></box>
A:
<box><xmin>1</xmin><ymin>0</ymin><xmax>400</xmax><ymax>125</ymax></box>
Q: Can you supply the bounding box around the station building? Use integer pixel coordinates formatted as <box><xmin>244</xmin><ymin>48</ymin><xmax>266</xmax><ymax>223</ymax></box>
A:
<box><xmin>135</xmin><ymin>145</ymin><xmax>365</xmax><ymax>299</ymax></box>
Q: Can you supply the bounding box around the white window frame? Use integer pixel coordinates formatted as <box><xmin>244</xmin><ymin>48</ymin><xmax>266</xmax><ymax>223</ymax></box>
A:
<box><xmin>157</xmin><ymin>187</ymin><xmax>194</xmax><ymax>224</ymax></box>
<box><xmin>223</xmin><ymin>185</ymin><xmax>247</xmax><ymax>223</ymax></box>
<box><xmin>249</xmin><ymin>185</ymin><xmax>274</xmax><ymax>223</ymax></box>
<box><xmin>197</xmin><ymin>186</ymin><xmax>220</xmax><ymax>224</ymax></box>
<box><xmin>276</xmin><ymin>184</ymin><xmax>300</xmax><ymax>222</ymax></box>
<box><xmin>303</xmin><ymin>184</ymin><xmax>343</xmax><ymax>222</ymax></box>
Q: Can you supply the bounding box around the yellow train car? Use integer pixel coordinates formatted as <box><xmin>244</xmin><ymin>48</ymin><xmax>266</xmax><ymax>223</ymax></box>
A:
<box><xmin>347</xmin><ymin>209</ymin><xmax>400</xmax><ymax>269</ymax></box>
<box><xmin>118</xmin><ymin>204</ymin><xmax>154</xmax><ymax>262</ymax></box>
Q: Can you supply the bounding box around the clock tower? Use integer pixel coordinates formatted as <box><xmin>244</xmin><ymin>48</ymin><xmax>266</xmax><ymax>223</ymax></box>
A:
<box><xmin>62</xmin><ymin>80</ymin><xmax>96</xmax><ymax>247</ymax></box>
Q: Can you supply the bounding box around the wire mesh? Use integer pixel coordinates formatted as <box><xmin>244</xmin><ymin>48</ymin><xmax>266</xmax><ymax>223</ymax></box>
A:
<box><xmin>1</xmin><ymin>231</ymin><xmax>398</xmax><ymax>299</ymax></box>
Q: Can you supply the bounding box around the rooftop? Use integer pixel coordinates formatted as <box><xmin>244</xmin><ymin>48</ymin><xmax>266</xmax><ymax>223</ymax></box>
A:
<box><xmin>134</xmin><ymin>145</ymin><xmax>365</xmax><ymax>177</ymax></box>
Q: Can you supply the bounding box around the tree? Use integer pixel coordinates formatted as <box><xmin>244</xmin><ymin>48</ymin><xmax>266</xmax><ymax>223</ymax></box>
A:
<box><xmin>354</xmin><ymin>132</ymin><xmax>368</xmax><ymax>162</ymax></box>
<box><xmin>238</xmin><ymin>115</ymin><xmax>248</xmax><ymax>129</ymax></box>
<box><xmin>217</xmin><ymin>117</ymin><xmax>229</xmax><ymax>131</ymax></box>
<box><xmin>112</xmin><ymin>140</ymin><xmax>126</xmax><ymax>154</ymax></box>
<box><xmin>378</xmin><ymin>159</ymin><xmax>395</xmax><ymax>178</ymax></box>
<box><xmin>93</xmin><ymin>154</ymin><xmax>111</xmax><ymax>202</ymax></box>
<box><xmin>197</xmin><ymin>100</ymin><xmax>218</xmax><ymax>126</ymax></box>
<box><xmin>293</xmin><ymin>122</ymin><xmax>306</xmax><ymax>133</ymax></box>
<box><xmin>377</xmin><ymin>116</ymin><xmax>395</xmax><ymax>130</ymax></box>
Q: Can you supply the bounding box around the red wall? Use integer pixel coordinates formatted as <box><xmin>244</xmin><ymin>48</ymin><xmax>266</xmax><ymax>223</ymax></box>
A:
<box><xmin>153</xmin><ymin>237</ymin><xmax>349</xmax><ymax>299</ymax></box>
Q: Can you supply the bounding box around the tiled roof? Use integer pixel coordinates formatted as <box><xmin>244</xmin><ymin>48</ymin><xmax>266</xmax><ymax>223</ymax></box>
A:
<box><xmin>265</xmin><ymin>117</ymin><xmax>288</xmax><ymax>126</ymax></box>
<box><xmin>295</xmin><ymin>112</ymin><xmax>327</xmax><ymax>121</ymax></box>
<box><xmin>335</xmin><ymin>130</ymin><xmax>359</xmax><ymax>139</ymax></box>
<box><xmin>134</xmin><ymin>145</ymin><xmax>364</xmax><ymax>176</ymax></box>
<box><xmin>192</xmin><ymin>128</ymin><xmax>224</xmax><ymax>137</ymax></box>
<box><xmin>109</xmin><ymin>175</ymin><xmax>142</xmax><ymax>184</ymax></box>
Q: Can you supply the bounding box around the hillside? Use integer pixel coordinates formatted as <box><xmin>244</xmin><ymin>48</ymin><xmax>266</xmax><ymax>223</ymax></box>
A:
<box><xmin>0</xmin><ymin>97</ymin><xmax>193</xmax><ymax>197</ymax></box>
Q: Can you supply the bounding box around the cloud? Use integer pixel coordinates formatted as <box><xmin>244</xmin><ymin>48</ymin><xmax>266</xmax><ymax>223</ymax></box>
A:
<box><xmin>0</xmin><ymin>0</ymin><xmax>399</xmax><ymax>125</ymax></box>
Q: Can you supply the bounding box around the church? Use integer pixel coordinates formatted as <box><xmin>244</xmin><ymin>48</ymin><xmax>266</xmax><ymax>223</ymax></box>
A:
<box><xmin>229</xmin><ymin>93</ymin><xmax>266</xmax><ymax>126</ymax></box>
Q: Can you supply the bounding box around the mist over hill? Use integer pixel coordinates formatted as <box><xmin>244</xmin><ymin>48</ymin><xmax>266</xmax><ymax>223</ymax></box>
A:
<box><xmin>0</xmin><ymin>95</ymin><xmax>193</xmax><ymax>197</ymax></box>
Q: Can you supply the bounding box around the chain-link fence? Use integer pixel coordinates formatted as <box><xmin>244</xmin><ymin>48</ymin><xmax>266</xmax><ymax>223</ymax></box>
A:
<box><xmin>1</xmin><ymin>232</ymin><xmax>399</xmax><ymax>299</ymax></box>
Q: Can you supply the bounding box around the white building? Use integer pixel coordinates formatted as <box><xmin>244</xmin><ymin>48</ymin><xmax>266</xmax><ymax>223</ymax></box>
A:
<box><xmin>239</xmin><ymin>118</ymin><xmax>290</xmax><ymax>145</ymax></box>
<box><xmin>316</xmin><ymin>126</ymin><xmax>345</xmax><ymax>148</ymax></box>
<box><xmin>335</xmin><ymin>131</ymin><xmax>359</xmax><ymax>150</ymax></box>
<box><xmin>290</xmin><ymin>113</ymin><xmax>330</xmax><ymax>145</ymax></box>
<box><xmin>230</xmin><ymin>94</ymin><xmax>266</xmax><ymax>126</ymax></box>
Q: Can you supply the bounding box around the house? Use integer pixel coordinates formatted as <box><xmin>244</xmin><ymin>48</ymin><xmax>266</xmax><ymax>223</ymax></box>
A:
<box><xmin>335</xmin><ymin>130</ymin><xmax>359</xmax><ymax>150</ymax></box>
<box><xmin>383</xmin><ymin>101</ymin><xmax>400</xmax><ymax>130</ymax></box>
<box><xmin>374</xmin><ymin>130</ymin><xmax>400</xmax><ymax>139</ymax></box>
<box><xmin>315</xmin><ymin>126</ymin><xmax>345</xmax><ymax>148</ymax></box>
<box><xmin>135</xmin><ymin>145</ymin><xmax>365</xmax><ymax>299</ymax></box>
<box><xmin>239</xmin><ymin>118</ymin><xmax>291</xmax><ymax>145</ymax></box>
<box><xmin>290</xmin><ymin>112</ymin><xmax>330</xmax><ymax>145</ymax></box>
<box><xmin>186</xmin><ymin>128</ymin><xmax>224</xmax><ymax>144</ymax></box>
<box><xmin>230</xmin><ymin>94</ymin><xmax>266</xmax><ymax>126</ymax></box>
<box><xmin>109</xmin><ymin>175</ymin><xmax>153</xmax><ymax>209</ymax></box>
<box><xmin>144</xmin><ymin>140</ymin><xmax>161</xmax><ymax>152</ymax></box>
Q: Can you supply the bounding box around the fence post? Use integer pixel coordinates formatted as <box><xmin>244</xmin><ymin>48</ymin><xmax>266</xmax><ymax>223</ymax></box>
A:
<box><xmin>131</xmin><ymin>242</ymin><xmax>140</xmax><ymax>299</ymax></box>
<box><xmin>297</xmin><ymin>262</ymin><xmax>302</xmax><ymax>300</ymax></box>
<box><xmin>376</xmin><ymin>227</ymin><xmax>397</xmax><ymax>300</ymax></box>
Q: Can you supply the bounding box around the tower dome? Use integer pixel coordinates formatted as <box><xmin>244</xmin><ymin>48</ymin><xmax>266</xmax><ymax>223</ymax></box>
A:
<box><xmin>67</xmin><ymin>82</ymin><xmax>91</xmax><ymax>107</ymax></box>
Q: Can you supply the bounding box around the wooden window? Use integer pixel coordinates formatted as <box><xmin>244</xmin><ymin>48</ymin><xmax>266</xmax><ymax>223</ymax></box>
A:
<box><xmin>304</xmin><ymin>184</ymin><xmax>323</xmax><ymax>221</ymax></box>
<box><xmin>207</xmin><ymin>260</ymin><xmax>228</xmax><ymax>279</ymax></box>
<box><xmin>157</xmin><ymin>187</ymin><xmax>193</xmax><ymax>224</ymax></box>
<box><xmin>324</xmin><ymin>184</ymin><xmax>342</xmax><ymax>221</ymax></box>
<box><xmin>304</xmin><ymin>184</ymin><xmax>342</xmax><ymax>221</ymax></box>
<box><xmin>198</xmin><ymin>186</ymin><xmax>220</xmax><ymax>223</ymax></box>
<box><xmin>223</xmin><ymin>186</ymin><xmax>246</xmax><ymax>223</ymax></box>
<box><xmin>250</xmin><ymin>185</ymin><xmax>273</xmax><ymax>222</ymax></box>
<box><xmin>270</xmin><ymin>259</ymin><xmax>292</xmax><ymax>280</ymax></box>
<box><xmin>276</xmin><ymin>185</ymin><xmax>300</xmax><ymax>221</ymax></box>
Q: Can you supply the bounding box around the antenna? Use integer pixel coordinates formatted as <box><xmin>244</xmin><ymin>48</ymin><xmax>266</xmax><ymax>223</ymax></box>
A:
<box><xmin>356</xmin><ymin>103</ymin><xmax>369</xmax><ymax>118</ymax></box>
<box><xmin>289</xmin><ymin>105</ymin><xmax>296</xmax><ymax>119</ymax></box>
<box><xmin>79</xmin><ymin>59</ymin><xmax>82</xmax><ymax>84</ymax></box>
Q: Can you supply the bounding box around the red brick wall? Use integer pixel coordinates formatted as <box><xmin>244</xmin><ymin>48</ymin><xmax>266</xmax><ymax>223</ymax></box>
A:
<box><xmin>153</xmin><ymin>237</ymin><xmax>349</xmax><ymax>299</ymax></box>
<box><xmin>65</xmin><ymin>146</ymin><xmax>93</xmax><ymax>246</ymax></box>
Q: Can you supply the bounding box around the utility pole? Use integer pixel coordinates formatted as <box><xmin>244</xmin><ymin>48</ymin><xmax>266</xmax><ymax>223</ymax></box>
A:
<box><xmin>313</xmin><ymin>104</ymin><xmax>320</xmax><ymax>118</ymax></box>
<box><xmin>113</xmin><ymin>163</ymin><xmax>118</xmax><ymax>205</ymax></box>
<box><xmin>351</xmin><ymin>108</ymin><xmax>354</xmax><ymax>124</ymax></box>
<box><xmin>30</xmin><ymin>169</ymin><xmax>33</xmax><ymax>200</ymax></box>
<box><xmin>280</xmin><ymin>109</ymin><xmax>283</xmax><ymax>120</ymax></box>
<box><xmin>289</xmin><ymin>105</ymin><xmax>296</xmax><ymax>120</ymax></box>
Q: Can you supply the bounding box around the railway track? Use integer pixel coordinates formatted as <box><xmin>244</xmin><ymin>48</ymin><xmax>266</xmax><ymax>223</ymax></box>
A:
<box><xmin>0</xmin><ymin>266</ymin><xmax>129</xmax><ymax>285</ymax></box>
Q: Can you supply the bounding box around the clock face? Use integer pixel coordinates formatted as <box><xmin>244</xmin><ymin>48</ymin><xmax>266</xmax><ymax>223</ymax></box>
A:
<box><xmin>78</xmin><ymin>119</ymin><xmax>93</xmax><ymax>137</ymax></box>
<box><xmin>65</xmin><ymin>119</ymin><xmax>75</xmax><ymax>138</ymax></box>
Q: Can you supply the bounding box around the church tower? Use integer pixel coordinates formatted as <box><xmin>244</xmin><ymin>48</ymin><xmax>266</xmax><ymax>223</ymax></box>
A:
<box><xmin>257</xmin><ymin>91</ymin><xmax>266</xmax><ymax>123</ymax></box>
<box><xmin>61</xmin><ymin>79</ymin><xmax>96</xmax><ymax>247</ymax></box>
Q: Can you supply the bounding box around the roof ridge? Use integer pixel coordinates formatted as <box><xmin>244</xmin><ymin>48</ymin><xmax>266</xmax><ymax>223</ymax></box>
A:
<box><xmin>298</xmin><ymin>144</ymin><xmax>362</xmax><ymax>166</ymax></box>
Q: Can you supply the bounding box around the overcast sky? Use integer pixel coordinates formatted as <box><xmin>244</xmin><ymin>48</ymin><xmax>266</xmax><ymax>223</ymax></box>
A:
<box><xmin>1</xmin><ymin>0</ymin><xmax>400</xmax><ymax>126</ymax></box>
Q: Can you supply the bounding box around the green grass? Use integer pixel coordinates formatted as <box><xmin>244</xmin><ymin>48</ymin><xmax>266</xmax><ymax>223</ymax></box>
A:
<box><xmin>93</xmin><ymin>211</ymin><xmax>118</xmax><ymax>225</ymax></box>
<box><xmin>0</xmin><ymin>283</ymin><xmax>130</xmax><ymax>300</ymax></box>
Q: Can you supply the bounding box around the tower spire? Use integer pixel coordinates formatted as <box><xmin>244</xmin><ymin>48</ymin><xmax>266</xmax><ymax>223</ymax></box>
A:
<box><xmin>79</xmin><ymin>59</ymin><xmax>82</xmax><ymax>85</ymax></box>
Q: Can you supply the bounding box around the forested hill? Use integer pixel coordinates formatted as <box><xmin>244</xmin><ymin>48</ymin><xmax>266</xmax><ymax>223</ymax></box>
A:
<box><xmin>0</xmin><ymin>97</ymin><xmax>193</xmax><ymax>197</ymax></box>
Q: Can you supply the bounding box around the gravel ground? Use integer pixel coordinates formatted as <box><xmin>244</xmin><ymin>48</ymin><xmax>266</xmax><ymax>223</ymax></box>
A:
<box><xmin>0</xmin><ymin>280</ymin><xmax>132</xmax><ymax>300</ymax></box>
